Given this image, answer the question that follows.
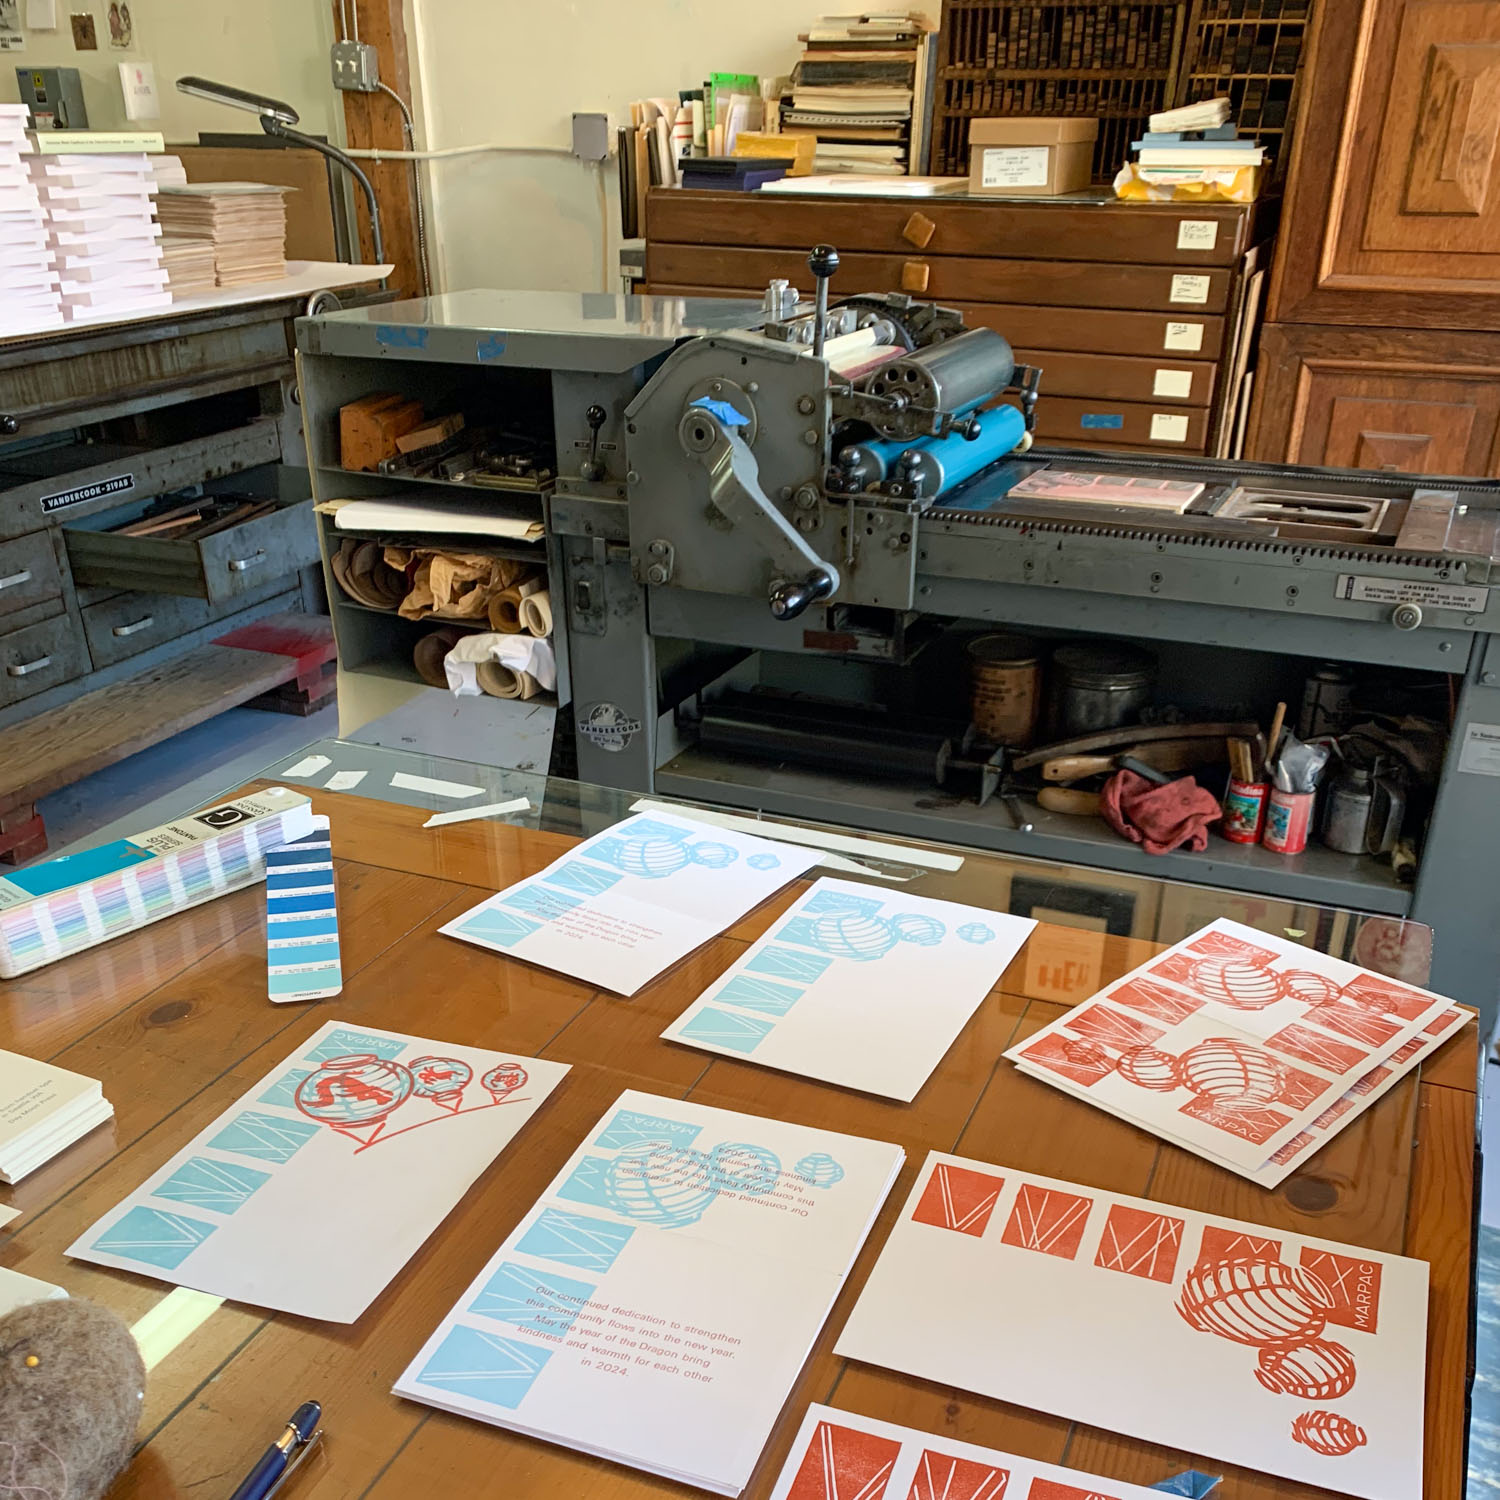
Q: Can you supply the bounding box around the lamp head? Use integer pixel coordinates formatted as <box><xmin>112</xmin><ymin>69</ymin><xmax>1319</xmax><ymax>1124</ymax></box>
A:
<box><xmin>175</xmin><ymin>76</ymin><xmax>300</xmax><ymax>131</ymax></box>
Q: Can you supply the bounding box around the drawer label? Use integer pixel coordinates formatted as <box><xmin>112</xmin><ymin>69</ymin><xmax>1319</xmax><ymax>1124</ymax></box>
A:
<box><xmin>1177</xmin><ymin>220</ymin><xmax>1219</xmax><ymax>250</ymax></box>
<box><xmin>1150</xmin><ymin>413</ymin><xmax>1190</xmax><ymax>443</ymax></box>
<box><xmin>1153</xmin><ymin>369</ymin><xmax>1193</xmax><ymax>399</ymax></box>
<box><xmin>1170</xmin><ymin>273</ymin><xmax>1211</xmax><ymax>304</ymax></box>
<box><xmin>1335</xmin><ymin>574</ymin><xmax>1488</xmax><ymax>612</ymax></box>
<box><xmin>1460</xmin><ymin>724</ymin><xmax>1500</xmax><ymax>777</ymax></box>
<box><xmin>1164</xmin><ymin>321</ymin><xmax>1205</xmax><ymax>352</ymax></box>
<box><xmin>1080</xmin><ymin>413</ymin><xmax>1124</xmax><ymax>430</ymax></box>
<box><xmin>40</xmin><ymin>473</ymin><xmax>135</xmax><ymax>513</ymax></box>
<box><xmin>981</xmin><ymin>146</ymin><xmax>1049</xmax><ymax>188</ymax></box>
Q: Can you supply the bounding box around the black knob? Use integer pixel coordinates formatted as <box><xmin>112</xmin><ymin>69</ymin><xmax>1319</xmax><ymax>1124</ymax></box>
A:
<box><xmin>0</xmin><ymin>415</ymin><xmax>17</xmax><ymax>436</ymax></box>
<box><xmin>586</xmin><ymin>404</ymin><xmax>606</xmax><ymax>430</ymax></box>
<box><xmin>808</xmin><ymin>244</ymin><xmax>840</xmax><ymax>280</ymax></box>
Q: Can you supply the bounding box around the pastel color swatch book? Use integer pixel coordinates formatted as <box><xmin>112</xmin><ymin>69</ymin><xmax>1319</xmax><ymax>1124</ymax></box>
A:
<box><xmin>395</xmin><ymin>1089</ymin><xmax>905</xmax><ymax>1495</ymax></box>
<box><xmin>441</xmin><ymin>810</ymin><xmax>821</xmax><ymax>995</ymax></box>
<box><xmin>265</xmin><ymin>814</ymin><xmax>342</xmax><ymax>1002</ymax></box>
<box><xmin>836</xmin><ymin>1152</ymin><xmax>1428</xmax><ymax>1500</ymax></box>
<box><xmin>68</xmin><ymin>1021</ymin><xmax>569</xmax><ymax>1321</ymax></box>
<box><xmin>662</xmin><ymin>878</ymin><xmax>1035</xmax><ymax>1101</ymax></box>
<box><xmin>1006</xmin><ymin>919</ymin><xmax>1457</xmax><ymax>1179</ymax></box>
<box><xmin>770</xmin><ymin>1404</ymin><xmax>1171</xmax><ymax>1500</ymax></box>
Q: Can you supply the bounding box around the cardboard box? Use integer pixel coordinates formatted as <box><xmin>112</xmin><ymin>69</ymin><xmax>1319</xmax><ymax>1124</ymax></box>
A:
<box><xmin>968</xmin><ymin>118</ymin><xmax>1099</xmax><ymax>196</ymax></box>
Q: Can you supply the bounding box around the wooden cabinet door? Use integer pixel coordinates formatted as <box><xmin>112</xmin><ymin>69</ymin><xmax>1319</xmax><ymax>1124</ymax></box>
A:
<box><xmin>1246</xmin><ymin>324</ymin><xmax>1500</xmax><ymax>475</ymax></box>
<box><xmin>1268</xmin><ymin>0</ymin><xmax>1500</xmax><ymax>329</ymax></box>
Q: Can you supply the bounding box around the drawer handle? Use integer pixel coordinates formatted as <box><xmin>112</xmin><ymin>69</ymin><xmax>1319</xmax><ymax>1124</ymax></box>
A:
<box><xmin>900</xmin><ymin>260</ymin><xmax>930</xmax><ymax>293</ymax></box>
<box><xmin>8</xmin><ymin>655</ymin><xmax>51</xmax><ymax>677</ymax></box>
<box><xmin>0</xmin><ymin>569</ymin><xmax>32</xmax><ymax>592</ymax></box>
<box><xmin>112</xmin><ymin>615</ymin><xmax>155</xmax><ymax>637</ymax></box>
<box><xmin>228</xmin><ymin>550</ymin><xmax>267</xmax><ymax>573</ymax></box>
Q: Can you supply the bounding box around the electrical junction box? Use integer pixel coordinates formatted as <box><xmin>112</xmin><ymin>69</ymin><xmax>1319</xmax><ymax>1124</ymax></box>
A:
<box><xmin>572</xmin><ymin>112</ymin><xmax>610</xmax><ymax>161</ymax></box>
<box><xmin>15</xmin><ymin>67</ymin><xmax>89</xmax><ymax>130</ymax></box>
<box><xmin>331</xmin><ymin>40</ymin><xmax>380</xmax><ymax>93</ymax></box>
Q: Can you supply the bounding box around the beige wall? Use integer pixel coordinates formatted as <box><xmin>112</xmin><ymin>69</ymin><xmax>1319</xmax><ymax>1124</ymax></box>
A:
<box><xmin>0</xmin><ymin>0</ymin><xmax>337</xmax><ymax>140</ymax></box>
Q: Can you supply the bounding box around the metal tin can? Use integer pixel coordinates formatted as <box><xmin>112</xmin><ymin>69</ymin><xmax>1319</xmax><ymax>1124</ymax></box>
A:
<box><xmin>1298</xmin><ymin>664</ymin><xmax>1355</xmax><ymax>739</ymax></box>
<box><xmin>1322</xmin><ymin>766</ymin><xmax>1374</xmax><ymax>854</ymax></box>
<box><xmin>1222</xmin><ymin>778</ymin><xmax>1269</xmax><ymax>843</ymax></box>
<box><xmin>1048</xmin><ymin>642</ymin><xmax>1156</xmax><ymax>736</ymax></box>
<box><xmin>1264</xmin><ymin>789</ymin><xmax>1316</xmax><ymax>854</ymax></box>
<box><xmin>968</xmin><ymin>632</ymin><xmax>1042</xmax><ymax>747</ymax></box>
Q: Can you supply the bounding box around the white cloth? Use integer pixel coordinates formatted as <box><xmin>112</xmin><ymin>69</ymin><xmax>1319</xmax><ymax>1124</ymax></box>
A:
<box><xmin>443</xmin><ymin>633</ymin><xmax>556</xmax><ymax>697</ymax></box>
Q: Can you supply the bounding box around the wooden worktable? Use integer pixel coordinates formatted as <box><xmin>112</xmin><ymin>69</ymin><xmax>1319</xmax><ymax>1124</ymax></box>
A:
<box><xmin>0</xmin><ymin>781</ymin><xmax>1478</xmax><ymax>1499</ymax></box>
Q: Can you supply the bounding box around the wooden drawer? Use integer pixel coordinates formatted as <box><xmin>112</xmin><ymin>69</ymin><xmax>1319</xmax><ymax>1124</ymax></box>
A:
<box><xmin>646</xmin><ymin>190</ymin><xmax>1254</xmax><ymax>266</ymax></box>
<box><xmin>1014</xmin><ymin>349</ymin><xmax>1215</xmax><ymax>407</ymax></box>
<box><xmin>65</xmin><ymin>499</ymin><xmax>317</xmax><ymax>605</ymax></box>
<box><xmin>0</xmin><ymin>612</ymin><xmax>88</xmax><ymax>708</ymax></box>
<box><xmin>0</xmin><ymin>530</ymin><xmax>64</xmax><ymax>623</ymax></box>
<box><xmin>1005</xmin><ymin>395</ymin><xmax>1212</xmax><ymax>450</ymax></box>
<box><xmin>644</xmin><ymin>245</ymin><xmax>1233</xmax><ymax>314</ymax></box>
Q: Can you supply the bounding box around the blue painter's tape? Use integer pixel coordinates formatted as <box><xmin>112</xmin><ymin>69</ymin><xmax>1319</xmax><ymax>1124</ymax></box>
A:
<box><xmin>476</xmin><ymin>334</ymin><xmax>507</xmax><ymax>362</ymax></box>
<box><xmin>688</xmin><ymin>396</ymin><xmax>749</xmax><ymax>427</ymax></box>
<box><xmin>374</xmin><ymin>324</ymin><xmax>429</xmax><ymax>349</ymax></box>
<box><xmin>1080</xmin><ymin>413</ymin><xmax>1125</xmax><ymax>430</ymax></box>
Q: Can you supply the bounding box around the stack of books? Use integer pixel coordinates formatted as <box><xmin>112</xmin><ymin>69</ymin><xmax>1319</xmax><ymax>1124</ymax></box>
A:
<box><xmin>0</xmin><ymin>1048</ymin><xmax>113</xmax><ymax>1184</ymax></box>
<box><xmin>0</xmin><ymin>104</ymin><xmax>59</xmax><ymax>336</ymax></box>
<box><xmin>1130</xmin><ymin>96</ymin><xmax>1265</xmax><ymax>188</ymax></box>
<box><xmin>31</xmin><ymin>140</ymin><xmax>170</xmax><ymax>323</ymax></box>
<box><xmin>781</xmin><ymin>11</ymin><xmax>934</xmax><ymax>176</ymax></box>
<box><xmin>678</xmin><ymin>156</ymin><xmax>789</xmax><ymax>193</ymax></box>
<box><xmin>156</xmin><ymin>182</ymin><xmax>289</xmax><ymax>287</ymax></box>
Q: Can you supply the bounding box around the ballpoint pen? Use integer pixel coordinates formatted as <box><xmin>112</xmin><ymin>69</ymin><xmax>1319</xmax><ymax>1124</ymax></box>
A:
<box><xmin>228</xmin><ymin>1400</ymin><xmax>323</xmax><ymax>1500</ymax></box>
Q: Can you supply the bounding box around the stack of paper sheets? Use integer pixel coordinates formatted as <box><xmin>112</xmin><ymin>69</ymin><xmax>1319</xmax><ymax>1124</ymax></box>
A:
<box><xmin>1006</xmin><ymin>918</ymin><xmax>1471</xmax><ymax>1185</ymax></box>
<box><xmin>837</xmin><ymin>1153</ymin><xmax>1429</xmax><ymax>1500</ymax></box>
<box><xmin>0</xmin><ymin>1049</ymin><xmax>113</xmax><ymax>1184</ymax></box>
<box><xmin>32</xmin><ymin>149</ymin><xmax>169</xmax><ymax>323</ymax></box>
<box><xmin>160</xmin><ymin>237</ymin><xmax>216</xmax><ymax>295</ymax></box>
<box><xmin>0</xmin><ymin>105</ymin><xmax>59</xmax><ymax>337</ymax></box>
<box><xmin>396</xmin><ymin>1089</ymin><xmax>904</xmax><ymax>1495</ymax></box>
<box><xmin>156</xmin><ymin>182</ymin><xmax>289</xmax><ymax>286</ymax></box>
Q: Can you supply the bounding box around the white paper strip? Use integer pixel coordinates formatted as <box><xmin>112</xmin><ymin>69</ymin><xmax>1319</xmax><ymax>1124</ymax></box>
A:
<box><xmin>325</xmin><ymin>769</ymin><xmax>368</xmax><ymax>792</ymax></box>
<box><xmin>282</xmin><ymin>754</ymin><xmax>331</xmax><ymax>778</ymax></box>
<box><xmin>391</xmin><ymin>771</ymin><xmax>485</xmax><ymax>800</ymax></box>
<box><xmin>423</xmin><ymin>797</ymin><xmax>532</xmax><ymax>829</ymax></box>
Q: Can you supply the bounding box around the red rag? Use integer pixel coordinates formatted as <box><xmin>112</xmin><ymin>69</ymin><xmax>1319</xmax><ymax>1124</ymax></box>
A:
<box><xmin>1100</xmin><ymin>768</ymin><xmax>1223</xmax><ymax>855</ymax></box>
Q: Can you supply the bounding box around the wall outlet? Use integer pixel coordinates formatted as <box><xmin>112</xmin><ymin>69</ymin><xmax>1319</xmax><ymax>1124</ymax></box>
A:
<box><xmin>331</xmin><ymin>40</ymin><xmax>380</xmax><ymax>93</ymax></box>
<box><xmin>571</xmin><ymin>112</ymin><xmax>610</xmax><ymax>162</ymax></box>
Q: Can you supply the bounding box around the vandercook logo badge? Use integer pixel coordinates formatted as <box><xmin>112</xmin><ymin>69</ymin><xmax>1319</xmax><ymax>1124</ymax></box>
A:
<box><xmin>579</xmin><ymin>702</ymin><xmax>642</xmax><ymax>753</ymax></box>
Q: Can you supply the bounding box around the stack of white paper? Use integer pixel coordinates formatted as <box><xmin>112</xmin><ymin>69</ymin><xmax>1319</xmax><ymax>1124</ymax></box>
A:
<box><xmin>0</xmin><ymin>1048</ymin><xmax>113</xmax><ymax>1184</ymax></box>
<box><xmin>0</xmin><ymin>1266</ymin><xmax>67</xmax><ymax>1318</ymax></box>
<box><xmin>31</xmin><ymin>148</ymin><xmax>169</xmax><ymax>322</ymax></box>
<box><xmin>837</xmin><ymin>1153</ymin><xmax>1429</xmax><ymax>1500</ymax></box>
<box><xmin>68</xmin><ymin>1020</ymin><xmax>570</xmax><ymax>1322</ymax></box>
<box><xmin>1005</xmin><ymin>918</ymin><xmax>1469</xmax><ymax>1185</ymax></box>
<box><xmin>662</xmin><ymin>876</ymin><xmax>1036</xmax><ymax>1101</ymax></box>
<box><xmin>0</xmin><ymin>105</ymin><xmax>59</xmax><ymax>337</ymax></box>
<box><xmin>396</xmin><ymin>1089</ymin><xmax>904</xmax><ymax>1495</ymax></box>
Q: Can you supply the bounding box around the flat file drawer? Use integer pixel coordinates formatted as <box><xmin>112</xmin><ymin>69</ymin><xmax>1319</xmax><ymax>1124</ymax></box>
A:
<box><xmin>0</xmin><ymin>531</ymin><xmax>64</xmax><ymax>623</ymax></box>
<box><xmin>81</xmin><ymin>576</ymin><xmax>294</xmax><ymax>669</ymax></box>
<box><xmin>1006</xmin><ymin>395</ymin><xmax>1211</xmax><ymax>450</ymax></box>
<box><xmin>65</xmin><ymin>499</ymin><xmax>317</xmax><ymax>605</ymax></box>
<box><xmin>1012</xmin><ymin>349</ymin><xmax>1217</xmax><ymax>407</ymax></box>
<box><xmin>0</xmin><ymin>612</ymin><xmax>88</xmax><ymax>708</ymax></box>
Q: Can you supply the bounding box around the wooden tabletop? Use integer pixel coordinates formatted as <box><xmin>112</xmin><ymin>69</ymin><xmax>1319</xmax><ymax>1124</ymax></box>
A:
<box><xmin>0</xmin><ymin>782</ymin><xmax>1478</xmax><ymax>1500</ymax></box>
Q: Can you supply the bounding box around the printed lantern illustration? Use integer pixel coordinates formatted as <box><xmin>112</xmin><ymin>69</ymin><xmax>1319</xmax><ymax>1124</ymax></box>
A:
<box><xmin>1062</xmin><ymin>1038</ymin><xmax>1111</xmax><ymax>1070</ymax></box>
<box><xmin>601</xmin><ymin>1140</ymin><xmax>719</xmax><ymax>1229</ymax></box>
<box><xmin>1176</xmin><ymin>1257</ymin><xmax>1335</xmax><ymax>1347</ymax></box>
<box><xmin>1256</xmin><ymin>1339</ymin><xmax>1358</xmax><ymax>1400</ymax></box>
<box><xmin>1278</xmin><ymin>969</ymin><xmax>1345</xmax><ymax>1006</ymax></box>
<box><xmin>1115</xmin><ymin>1046</ymin><xmax>1181</xmax><ymax>1091</ymax></box>
<box><xmin>709</xmin><ymin>1141</ymin><xmax>781</xmax><ymax>1196</ymax></box>
<box><xmin>294</xmin><ymin>1053</ymin><xmax>415</xmax><ymax>1146</ymax></box>
<box><xmin>1178</xmin><ymin>1037</ymin><xmax>1285</xmax><ymax>1108</ymax></box>
<box><xmin>889</xmin><ymin>913</ymin><xmax>947</xmax><ymax>946</ymax></box>
<box><xmin>809</xmin><ymin>911</ymin><xmax>901</xmax><ymax>961</ymax></box>
<box><xmin>617</xmin><ymin>836</ymin><xmax>693</xmax><ymax>879</ymax></box>
<box><xmin>1189</xmin><ymin>955</ymin><xmax>1284</xmax><ymax>1010</ymax></box>
<box><xmin>957</xmin><ymin>923</ymin><xmax>996</xmax><ymax>945</ymax></box>
<box><xmin>690</xmin><ymin>841</ymin><xmax>738</xmax><ymax>869</ymax></box>
<box><xmin>407</xmin><ymin>1055</ymin><xmax>473</xmax><ymax>1112</ymax></box>
<box><xmin>794</xmin><ymin>1152</ymin><xmax>845</xmax><ymax>1189</ymax></box>
<box><xmin>1291</xmin><ymin>1409</ymin><xmax>1368</xmax><ymax>1457</ymax></box>
<box><xmin>481</xmin><ymin>1062</ymin><xmax>528</xmax><ymax>1102</ymax></box>
<box><xmin>747</xmin><ymin>852</ymin><xmax>780</xmax><ymax>869</ymax></box>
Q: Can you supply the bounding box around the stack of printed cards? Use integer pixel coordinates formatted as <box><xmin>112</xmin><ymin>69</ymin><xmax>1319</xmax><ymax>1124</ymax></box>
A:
<box><xmin>443</xmin><ymin>810</ymin><xmax>820</xmax><ymax>995</ymax></box>
<box><xmin>395</xmin><ymin>1090</ymin><xmax>904</xmax><ymax>1495</ymax></box>
<box><xmin>662</xmin><ymin>877</ymin><xmax>1035</xmax><ymax>1101</ymax></box>
<box><xmin>156</xmin><ymin>182</ymin><xmax>289</xmax><ymax>286</ymax></box>
<box><xmin>69</xmin><ymin>1020</ymin><xmax>569</xmax><ymax>1321</ymax></box>
<box><xmin>1006</xmin><ymin>919</ymin><xmax>1469</xmax><ymax>1185</ymax></box>
<box><xmin>31</xmin><ymin>148</ymin><xmax>169</xmax><ymax>322</ymax></box>
<box><xmin>0</xmin><ymin>105</ymin><xmax>59</xmax><ymax>336</ymax></box>
<box><xmin>771</xmin><ymin>1405</ymin><xmax>1171</xmax><ymax>1500</ymax></box>
<box><xmin>0</xmin><ymin>1049</ymin><xmax>112</xmax><ymax>1184</ymax></box>
<box><xmin>837</xmin><ymin>1153</ymin><xmax>1428</xmax><ymax>1500</ymax></box>
<box><xmin>266</xmin><ymin>814</ymin><xmax>342</xmax><ymax>1002</ymax></box>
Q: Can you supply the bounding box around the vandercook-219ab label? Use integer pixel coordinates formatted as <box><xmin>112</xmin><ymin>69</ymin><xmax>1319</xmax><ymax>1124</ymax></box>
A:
<box><xmin>39</xmin><ymin>473</ymin><xmax>135</xmax><ymax>513</ymax></box>
<box><xmin>1335</xmin><ymin>573</ymin><xmax>1488</xmax><ymax>612</ymax></box>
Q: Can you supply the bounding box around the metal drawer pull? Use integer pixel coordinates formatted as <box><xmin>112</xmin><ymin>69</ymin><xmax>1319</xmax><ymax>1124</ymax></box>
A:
<box><xmin>112</xmin><ymin>615</ymin><xmax>155</xmax><ymax>637</ymax></box>
<box><xmin>0</xmin><ymin>569</ymin><xmax>32</xmax><ymax>591</ymax></box>
<box><xmin>228</xmin><ymin>550</ymin><xmax>267</xmax><ymax>573</ymax></box>
<box><xmin>7</xmin><ymin>655</ymin><xmax>51</xmax><ymax>677</ymax></box>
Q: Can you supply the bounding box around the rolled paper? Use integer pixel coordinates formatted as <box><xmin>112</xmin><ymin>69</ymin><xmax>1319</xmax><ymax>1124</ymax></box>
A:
<box><xmin>487</xmin><ymin>574</ymin><xmax>544</xmax><ymax>633</ymax></box>
<box><xmin>413</xmin><ymin>626</ymin><xmax>464</xmax><ymax>687</ymax></box>
<box><xmin>476</xmin><ymin>662</ymin><xmax>542</xmax><ymax>700</ymax></box>
<box><xmin>519</xmin><ymin>590</ymin><xmax>552</xmax><ymax>638</ymax></box>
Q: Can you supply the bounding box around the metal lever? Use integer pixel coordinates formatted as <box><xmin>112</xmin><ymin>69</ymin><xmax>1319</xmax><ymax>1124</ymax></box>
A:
<box><xmin>678</xmin><ymin>405</ymin><xmax>841</xmax><ymax>621</ymax></box>
<box><xmin>580</xmin><ymin>403</ymin><xmax>607</xmax><ymax>481</ymax></box>
<box><xmin>808</xmin><ymin>244</ymin><xmax>839</xmax><ymax>361</ymax></box>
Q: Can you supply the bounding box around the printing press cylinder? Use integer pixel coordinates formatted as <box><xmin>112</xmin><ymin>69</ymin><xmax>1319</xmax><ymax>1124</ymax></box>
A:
<box><xmin>835</xmin><ymin>404</ymin><xmax>1029</xmax><ymax>497</ymax></box>
<box><xmin>860</xmin><ymin>326</ymin><xmax>1017</xmax><ymax>440</ymax></box>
